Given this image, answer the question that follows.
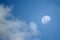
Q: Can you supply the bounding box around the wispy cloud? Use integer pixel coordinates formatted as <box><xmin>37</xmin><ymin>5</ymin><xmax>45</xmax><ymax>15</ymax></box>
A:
<box><xmin>30</xmin><ymin>22</ymin><xmax>38</xmax><ymax>34</ymax></box>
<box><xmin>0</xmin><ymin>4</ymin><xmax>40</xmax><ymax>40</ymax></box>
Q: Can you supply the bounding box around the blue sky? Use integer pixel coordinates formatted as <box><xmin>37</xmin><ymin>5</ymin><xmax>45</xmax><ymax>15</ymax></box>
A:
<box><xmin>0</xmin><ymin>0</ymin><xmax>60</xmax><ymax>40</ymax></box>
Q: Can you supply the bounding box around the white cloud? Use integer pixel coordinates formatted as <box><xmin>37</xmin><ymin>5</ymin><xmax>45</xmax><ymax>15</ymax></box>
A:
<box><xmin>0</xmin><ymin>5</ymin><xmax>40</xmax><ymax>40</ymax></box>
<box><xmin>0</xmin><ymin>5</ymin><xmax>11</xmax><ymax>20</ymax></box>
<box><xmin>30</xmin><ymin>22</ymin><xmax>38</xmax><ymax>34</ymax></box>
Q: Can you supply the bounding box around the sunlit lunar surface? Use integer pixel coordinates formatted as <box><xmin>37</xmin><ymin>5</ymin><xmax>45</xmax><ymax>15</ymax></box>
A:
<box><xmin>41</xmin><ymin>16</ymin><xmax>51</xmax><ymax>24</ymax></box>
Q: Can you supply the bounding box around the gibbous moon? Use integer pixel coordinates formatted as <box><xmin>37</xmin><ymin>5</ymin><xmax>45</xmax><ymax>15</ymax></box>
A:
<box><xmin>41</xmin><ymin>16</ymin><xmax>51</xmax><ymax>24</ymax></box>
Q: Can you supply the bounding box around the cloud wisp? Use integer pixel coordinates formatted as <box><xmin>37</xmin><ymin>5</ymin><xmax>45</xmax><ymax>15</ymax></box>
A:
<box><xmin>0</xmin><ymin>5</ymin><xmax>40</xmax><ymax>40</ymax></box>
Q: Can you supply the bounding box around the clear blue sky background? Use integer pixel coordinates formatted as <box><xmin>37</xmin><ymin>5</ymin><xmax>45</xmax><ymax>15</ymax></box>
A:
<box><xmin>0</xmin><ymin>0</ymin><xmax>60</xmax><ymax>40</ymax></box>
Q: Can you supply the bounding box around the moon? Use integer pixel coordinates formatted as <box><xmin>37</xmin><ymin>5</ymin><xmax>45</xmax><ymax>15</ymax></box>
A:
<box><xmin>41</xmin><ymin>16</ymin><xmax>51</xmax><ymax>24</ymax></box>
